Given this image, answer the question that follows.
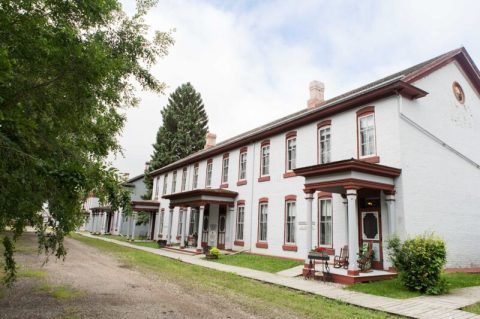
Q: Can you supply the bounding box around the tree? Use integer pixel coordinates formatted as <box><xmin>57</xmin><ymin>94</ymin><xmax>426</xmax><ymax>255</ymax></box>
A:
<box><xmin>144</xmin><ymin>83</ymin><xmax>209</xmax><ymax>197</ymax></box>
<box><xmin>0</xmin><ymin>0</ymin><xmax>174</xmax><ymax>285</ymax></box>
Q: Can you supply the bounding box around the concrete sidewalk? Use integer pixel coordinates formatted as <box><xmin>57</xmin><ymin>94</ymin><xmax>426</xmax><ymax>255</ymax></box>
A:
<box><xmin>77</xmin><ymin>232</ymin><xmax>480</xmax><ymax>319</ymax></box>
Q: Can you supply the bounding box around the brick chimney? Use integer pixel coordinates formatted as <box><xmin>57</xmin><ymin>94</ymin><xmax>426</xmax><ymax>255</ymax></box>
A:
<box><xmin>205</xmin><ymin>132</ymin><xmax>217</xmax><ymax>149</ymax></box>
<box><xmin>307</xmin><ymin>80</ymin><xmax>325</xmax><ymax>108</ymax></box>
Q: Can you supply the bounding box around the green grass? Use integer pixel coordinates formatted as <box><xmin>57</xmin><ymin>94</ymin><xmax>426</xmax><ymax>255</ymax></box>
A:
<box><xmin>37</xmin><ymin>283</ymin><xmax>83</xmax><ymax>299</ymax></box>
<box><xmin>101</xmin><ymin>234</ymin><xmax>159</xmax><ymax>248</ymax></box>
<box><xmin>17</xmin><ymin>269</ymin><xmax>47</xmax><ymax>279</ymax></box>
<box><xmin>131</xmin><ymin>241</ymin><xmax>160</xmax><ymax>248</ymax></box>
<box><xmin>70</xmin><ymin>233</ymin><xmax>399</xmax><ymax>319</ymax></box>
<box><xmin>463</xmin><ymin>302</ymin><xmax>480</xmax><ymax>315</ymax></box>
<box><xmin>347</xmin><ymin>273</ymin><xmax>480</xmax><ymax>299</ymax></box>
<box><xmin>210</xmin><ymin>252</ymin><xmax>303</xmax><ymax>273</ymax></box>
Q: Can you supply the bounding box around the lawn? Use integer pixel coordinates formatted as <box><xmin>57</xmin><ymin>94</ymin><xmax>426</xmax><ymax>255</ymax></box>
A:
<box><xmin>463</xmin><ymin>302</ymin><xmax>480</xmax><ymax>315</ymax></box>
<box><xmin>100</xmin><ymin>234</ymin><xmax>159</xmax><ymax>248</ymax></box>
<box><xmin>210</xmin><ymin>252</ymin><xmax>303</xmax><ymax>273</ymax></box>
<box><xmin>70</xmin><ymin>233</ymin><xmax>399</xmax><ymax>319</ymax></box>
<box><xmin>347</xmin><ymin>273</ymin><xmax>480</xmax><ymax>299</ymax></box>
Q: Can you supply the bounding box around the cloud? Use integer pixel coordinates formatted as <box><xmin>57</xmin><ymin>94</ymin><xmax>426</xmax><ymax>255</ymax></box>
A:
<box><xmin>113</xmin><ymin>0</ymin><xmax>480</xmax><ymax>176</ymax></box>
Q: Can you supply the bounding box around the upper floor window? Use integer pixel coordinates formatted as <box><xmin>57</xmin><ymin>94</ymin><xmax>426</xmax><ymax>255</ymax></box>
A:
<box><xmin>286</xmin><ymin>136</ymin><xmax>296</xmax><ymax>171</ymax></box>
<box><xmin>205</xmin><ymin>160</ymin><xmax>213</xmax><ymax>188</ymax></box>
<box><xmin>159</xmin><ymin>209</ymin><xmax>165</xmax><ymax>235</ymax></box>
<box><xmin>181</xmin><ymin>167</ymin><xmax>187</xmax><ymax>192</ymax></box>
<box><xmin>261</xmin><ymin>144</ymin><xmax>270</xmax><ymax>176</ymax></box>
<box><xmin>239</xmin><ymin>149</ymin><xmax>247</xmax><ymax>180</ymax></box>
<box><xmin>318</xmin><ymin>121</ymin><xmax>331</xmax><ymax>164</ymax></box>
<box><xmin>221</xmin><ymin>154</ymin><xmax>229</xmax><ymax>184</ymax></box>
<box><xmin>236</xmin><ymin>205</ymin><xmax>245</xmax><ymax>240</ymax></box>
<box><xmin>192</xmin><ymin>164</ymin><xmax>199</xmax><ymax>189</ymax></box>
<box><xmin>285</xmin><ymin>200</ymin><xmax>296</xmax><ymax>244</ymax></box>
<box><xmin>171</xmin><ymin>170</ymin><xmax>177</xmax><ymax>193</ymax></box>
<box><xmin>319</xmin><ymin>198</ymin><xmax>333</xmax><ymax>246</ymax></box>
<box><xmin>162</xmin><ymin>174</ymin><xmax>168</xmax><ymax>195</ymax></box>
<box><xmin>357</xmin><ymin>107</ymin><xmax>376</xmax><ymax>158</ymax></box>
<box><xmin>258</xmin><ymin>202</ymin><xmax>268</xmax><ymax>242</ymax></box>
<box><xmin>154</xmin><ymin>176</ymin><xmax>160</xmax><ymax>199</ymax></box>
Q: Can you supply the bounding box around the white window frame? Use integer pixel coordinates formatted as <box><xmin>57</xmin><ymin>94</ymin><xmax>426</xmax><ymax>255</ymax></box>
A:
<box><xmin>171</xmin><ymin>171</ymin><xmax>177</xmax><ymax>193</ymax></box>
<box><xmin>236</xmin><ymin>206</ymin><xmax>245</xmax><ymax>240</ymax></box>
<box><xmin>261</xmin><ymin>145</ymin><xmax>270</xmax><ymax>176</ymax></box>
<box><xmin>358</xmin><ymin>113</ymin><xmax>376</xmax><ymax>158</ymax></box>
<box><xmin>192</xmin><ymin>164</ymin><xmax>199</xmax><ymax>189</ymax></box>
<box><xmin>188</xmin><ymin>209</ymin><xmax>198</xmax><ymax>235</ymax></box>
<box><xmin>222</xmin><ymin>157</ymin><xmax>229</xmax><ymax>184</ymax></box>
<box><xmin>239</xmin><ymin>152</ymin><xmax>247</xmax><ymax>180</ymax></box>
<box><xmin>162</xmin><ymin>174</ymin><xmax>168</xmax><ymax>195</ymax></box>
<box><xmin>286</xmin><ymin>138</ymin><xmax>296</xmax><ymax>171</ymax></box>
<box><xmin>285</xmin><ymin>201</ymin><xmax>296</xmax><ymax>244</ymax></box>
<box><xmin>159</xmin><ymin>209</ymin><xmax>165</xmax><ymax>236</ymax></box>
<box><xmin>177</xmin><ymin>209</ymin><xmax>184</xmax><ymax>236</ymax></box>
<box><xmin>258</xmin><ymin>203</ymin><xmax>268</xmax><ymax>242</ymax></box>
<box><xmin>154</xmin><ymin>176</ymin><xmax>160</xmax><ymax>199</ymax></box>
<box><xmin>181</xmin><ymin>167</ymin><xmax>187</xmax><ymax>192</ymax></box>
<box><xmin>319</xmin><ymin>198</ymin><xmax>333</xmax><ymax>247</ymax></box>
<box><xmin>318</xmin><ymin>126</ymin><xmax>331</xmax><ymax>164</ymax></box>
<box><xmin>205</xmin><ymin>161</ymin><xmax>213</xmax><ymax>187</ymax></box>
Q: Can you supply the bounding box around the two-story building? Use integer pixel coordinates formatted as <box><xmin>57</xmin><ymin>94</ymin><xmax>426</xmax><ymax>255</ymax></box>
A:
<box><xmin>145</xmin><ymin>47</ymin><xmax>479</xmax><ymax>283</ymax></box>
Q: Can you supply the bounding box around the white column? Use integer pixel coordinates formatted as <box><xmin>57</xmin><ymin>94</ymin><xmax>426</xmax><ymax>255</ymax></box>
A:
<box><xmin>226</xmin><ymin>205</ymin><xmax>235</xmax><ymax>250</ymax></box>
<box><xmin>342</xmin><ymin>194</ymin><xmax>349</xmax><ymax>246</ymax></box>
<box><xmin>305</xmin><ymin>191</ymin><xmax>314</xmax><ymax>263</ymax></box>
<box><xmin>196</xmin><ymin>205</ymin><xmax>205</xmax><ymax>251</ymax></box>
<box><xmin>100</xmin><ymin>212</ymin><xmax>106</xmax><ymax>234</ymax></box>
<box><xmin>153</xmin><ymin>210</ymin><xmax>160</xmax><ymax>240</ymax></box>
<box><xmin>126</xmin><ymin>214</ymin><xmax>131</xmax><ymax>238</ymax></box>
<box><xmin>385</xmin><ymin>192</ymin><xmax>396</xmax><ymax>236</ymax></box>
<box><xmin>180</xmin><ymin>208</ymin><xmax>188</xmax><ymax>248</ymax></box>
<box><xmin>229</xmin><ymin>205</ymin><xmax>236</xmax><ymax>249</ymax></box>
<box><xmin>167</xmin><ymin>208</ymin><xmax>174</xmax><ymax>245</ymax></box>
<box><xmin>347</xmin><ymin>188</ymin><xmax>360</xmax><ymax>274</ymax></box>
<box><xmin>112</xmin><ymin>211</ymin><xmax>118</xmax><ymax>234</ymax></box>
<box><xmin>130</xmin><ymin>212</ymin><xmax>137</xmax><ymax>240</ymax></box>
<box><xmin>88</xmin><ymin>212</ymin><xmax>93</xmax><ymax>232</ymax></box>
<box><xmin>116</xmin><ymin>211</ymin><xmax>123</xmax><ymax>235</ymax></box>
<box><xmin>91</xmin><ymin>213</ymin><xmax>96</xmax><ymax>233</ymax></box>
<box><xmin>185</xmin><ymin>207</ymin><xmax>191</xmax><ymax>238</ymax></box>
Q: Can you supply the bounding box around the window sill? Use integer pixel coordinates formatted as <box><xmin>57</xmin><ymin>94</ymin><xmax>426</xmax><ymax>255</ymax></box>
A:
<box><xmin>283</xmin><ymin>171</ymin><xmax>296</xmax><ymax>178</ymax></box>
<box><xmin>257</xmin><ymin>176</ymin><xmax>270</xmax><ymax>182</ymax></box>
<box><xmin>234</xmin><ymin>240</ymin><xmax>245</xmax><ymax>246</ymax></box>
<box><xmin>315</xmin><ymin>247</ymin><xmax>335</xmax><ymax>255</ymax></box>
<box><xmin>220</xmin><ymin>183</ymin><xmax>229</xmax><ymax>189</ymax></box>
<box><xmin>282</xmin><ymin>244</ymin><xmax>298</xmax><ymax>252</ymax></box>
<box><xmin>256</xmin><ymin>242</ymin><xmax>268</xmax><ymax>249</ymax></box>
<box><xmin>359</xmin><ymin>155</ymin><xmax>380</xmax><ymax>164</ymax></box>
<box><xmin>237</xmin><ymin>180</ymin><xmax>247</xmax><ymax>186</ymax></box>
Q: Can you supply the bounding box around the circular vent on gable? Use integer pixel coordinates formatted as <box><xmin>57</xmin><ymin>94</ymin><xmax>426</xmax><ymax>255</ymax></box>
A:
<box><xmin>452</xmin><ymin>81</ymin><xmax>465</xmax><ymax>104</ymax></box>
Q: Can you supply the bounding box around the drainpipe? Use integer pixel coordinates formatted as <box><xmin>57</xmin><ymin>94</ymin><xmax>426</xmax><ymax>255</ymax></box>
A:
<box><xmin>248</xmin><ymin>141</ymin><xmax>257</xmax><ymax>252</ymax></box>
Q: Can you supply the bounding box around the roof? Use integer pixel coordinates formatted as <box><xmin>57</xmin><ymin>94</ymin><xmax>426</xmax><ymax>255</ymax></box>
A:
<box><xmin>126</xmin><ymin>173</ymin><xmax>144</xmax><ymax>183</ymax></box>
<box><xmin>150</xmin><ymin>47</ymin><xmax>480</xmax><ymax>177</ymax></box>
<box><xmin>162</xmin><ymin>188</ymin><xmax>238</xmax><ymax>200</ymax></box>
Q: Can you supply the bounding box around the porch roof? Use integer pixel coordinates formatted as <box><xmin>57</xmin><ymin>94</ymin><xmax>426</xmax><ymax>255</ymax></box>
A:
<box><xmin>293</xmin><ymin>159</ymin><xmax>401</xmax><ymax>193</ymax></box>
<box><xmin>162</xmin><ymin>189</ymin><xmax>238</xmax><ymax>208</ymax></box>
<box><xmin>131</xmin><ymin>200</ymin><xmax>160</xmax><ymax>212</ymax></box>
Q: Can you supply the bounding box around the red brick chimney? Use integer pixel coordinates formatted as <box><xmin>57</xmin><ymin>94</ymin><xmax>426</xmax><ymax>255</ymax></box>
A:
<box><xmin>307</xmin><ymin>80</ymin><xmax>325</xmax><ymax>108</ymax></box>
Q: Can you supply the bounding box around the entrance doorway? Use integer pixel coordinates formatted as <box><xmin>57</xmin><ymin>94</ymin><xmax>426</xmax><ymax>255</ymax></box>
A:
<box><xmin>217</xmin><ymin>206</ymin><xmax>227</xmax><ymax>249</ymax></box>
<box><xmin>201</xmin><ymin>205</ymin><xmax>210</xmax><ymax>247</ymax></box>
<box><xmin>358</xmin><ymin>196</ymin><xmax>383</xmax><ymax>269</ymax></box>
<box><xmin>150</xmin><ymin>212</ymin><xmax>156</xmax><ymax>240</ymax></box>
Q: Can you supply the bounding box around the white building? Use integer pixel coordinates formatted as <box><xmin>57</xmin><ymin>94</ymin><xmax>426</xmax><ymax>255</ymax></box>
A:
<box><xmin>144</xmin><ymin>47</ymin><xmax>479</xmax><ymax>283</ymax></box>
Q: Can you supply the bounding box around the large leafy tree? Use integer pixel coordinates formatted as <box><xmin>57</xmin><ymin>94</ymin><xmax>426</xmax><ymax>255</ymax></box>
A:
<box><xmin>145</xmin><ymin>83</ymin><xmax>208</xmax><ymax>197</ymax></box>
<box><xmin>0</xmin><ymin>0</ymin><xmax>174</xmax><ymax>285</ymax></box>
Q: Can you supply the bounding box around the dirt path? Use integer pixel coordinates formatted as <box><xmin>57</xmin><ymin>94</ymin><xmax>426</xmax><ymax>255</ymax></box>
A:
<box><xmin>0</xmin><ymin>233</ymin><xmax>298</xmax><ymax>319</ymax></box>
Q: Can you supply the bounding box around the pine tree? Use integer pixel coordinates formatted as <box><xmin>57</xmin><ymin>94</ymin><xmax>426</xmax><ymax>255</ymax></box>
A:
<box><xmin>144</xmin><ymin>83</ymin><xmax>209</xmax><ymax>197</ymax></box>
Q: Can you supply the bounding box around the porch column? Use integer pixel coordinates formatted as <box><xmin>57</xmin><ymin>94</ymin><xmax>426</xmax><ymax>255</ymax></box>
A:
<box><xmin>196</xmin><ymin>205</ymin><xmax>205</xmax><ymax>252</ymax></box>
<box><xmin>153</xmin><ymin>210</ymin><xmax>160</xmax><ymax>240</ymax></box>
<box><xmin>112</xmin><ymin>211</ymin><xmax>118</xmax><ymax>234</ymax></box>
<box><xmin>88</xmin><ymin>212</ymin><xmax>93</xmax><ymax>232</ymax></box>
<box><xmin>130</xmin><ymin>212</ymin><xmax>137</xmax><ymax>241</ymax></box>
<box><xmin>116</xmin><ymin>211</ymin><xmax>123</xmax><ymax>234</ymax></box>
<box><xmin>180</xmin><ymin>208</ymin><xmax>188</xmax><ymax>248</ymax></box>
<box><xmin>185</xmin><ymin>207</ymin><xmax>191</xmax><ymax>239</ymax></box>
<box><xmin>227</xmin><ymin>205</ymin><xmax>235</xmax><ymax>250</ymax></box>
<box><xmin>342</xmin><ymin>194</ymin><xmax>348</xmax><ymax>246</ymax></box>
<box><xmin>167</xmin><ymin>208</ymin><xmax>174</xmax><ymax>245</ymax></box>
<box><xmin>305</xmin><ymin>191</ymin><xmax>314</xmax><ymax>263</ymax></box>
<box><xmin>346</xmin><ymin>188</ymin><xmax>360</xmax><ymax>275</ymax></box>
<box><xmin>100</xmin><ymin>211</ymin><xmax>106</xmax><ymax>234</ymax></box>
<box><xmin>126</xmin><ymin>214</ymin><xmax>131</xmax><ymax>238</ymax></box>
<box><xmin>385</xmin><ymin>192</ymin><xmax>396</xmax><ymax>236</ymax></box>
<box><xmin>90</xmin><ymin>213</ymin><xmax>95</xmax><ymax>233</ymax></box>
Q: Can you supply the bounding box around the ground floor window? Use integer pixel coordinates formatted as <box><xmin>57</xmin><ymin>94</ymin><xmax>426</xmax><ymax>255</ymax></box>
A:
<box><xmin>188</xmin><ymin>209</ymin><xmax>198</xmax><ymax>235</ymax></box>
<box><xmin>159</xmin><ymin>210</ymin><xmax>164</xmax><ymax>235</ymax></box>
<box><xmin>285</xmin><ymin>201</ymin><xmax>296</xmax><ymax>244</ymax></box>
<box><xmin>177</xmin><ymin>209</ymin><xmax>184</xmax><ymax>236</ymax></box>
<box><xmin>236</xmin><ymin>206</ymin><xmax>245</xmax><ymax>240</ymax></box>
<box><xmin>258</xmin><ymin>203</ymin><xmax>268</xmax><ymax>241</ymax></box>
<box><xmin>319</xmin><ymin>199</ymin><xmax>333</xmax><ymax>246</ymax></box>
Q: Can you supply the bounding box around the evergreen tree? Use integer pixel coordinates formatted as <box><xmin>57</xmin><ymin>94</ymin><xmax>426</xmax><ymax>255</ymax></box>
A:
<box><xmin>145</xmin><ymin>83</ymin><xmax>209</xmax><ymax>198</ymax></box>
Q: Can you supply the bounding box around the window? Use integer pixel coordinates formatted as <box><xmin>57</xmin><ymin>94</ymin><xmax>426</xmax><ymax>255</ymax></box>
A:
<box><xmin>162</xmin><ymin>174</ymin><xmax>168</xmax><ymax>195</ymax></box>
<box><xmin>258</xmin><ymin>203</ymin><xmax>268</xmax><ymax>241</ymax></box>
<box><xmin>285</xmin><ymin>201</ymin><xmax>296</xmax><ymax>244</ymax></box>
<box><xmin>154</xmin><ymin>177</ymin><xmax>160</xmax><ymax>199</ymax></box>
<box><xmin>286</xmin><ymin>137</ymin><xmax>296</xmax><ymax>171</ymax></box>
<box><xmin>177</xmin><ymin>209</ymin><xmax>184</xmax><ymax>236</ymax></box>
<box><xmin>319</xmin><ymin>199</ymin><xmax>333</xmax><ymax>246</ymax></box>
<box><xmin>205</xmin><ymin>160</ymin><xmax>213</xmax><ymax>187</ymax></box>
<box><xmin>188</xmin><ymin>209</ymin><xmax>198</xmax><ymax>235</ymax></box>
<box><xmin>239</xmin><ymin>150</ymin><xmax>247</xmax><ymax>180</ymax></box>
<box><xmin>261</xmin><ymin>145</ymin><xmax>270</xmax><ymax>176</ymax></box>
<box><xmin>159</xmin><ymin>209</ymin><xmax>165</xmax><ymax>235</ymax></box>
<box><xmin>221</xmin><ymin>156</ymin><xmax>229</xmax><ymax>184</ymax></box>
<box><xmin>192</xmin><ymin>164</ymin><xmax>199</xmax><ymax>189</ymax></box>
<box><xmin>358</xmin><ymin>113</ymin><xmax>376</xmax><ymax>157</ymax></box>
<box><xmin>236</xmin><ymin>206</ymin><xmax>245</xmax><ymax>240</ymax></box>
<box><xmin>171</xmin><ymin>171</ymin><xmax>177</xmax><ymax>193</ymax></box>
<box><xmin>319</xmin><ymin>126</ymin><xmax>331</xmax><ymax>164</ymax></box>
<box><xmin>181</xmin><ymin>167</ymin><xmax>187</xmax><ymax>191</ymax></box>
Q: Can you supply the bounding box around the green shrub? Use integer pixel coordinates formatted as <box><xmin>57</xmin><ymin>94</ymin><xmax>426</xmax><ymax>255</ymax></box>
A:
<box><xmin>388</xmin><ymin>233</ymin><xmax>448</xmax><ymax>295</ymax></box>
<box><xmin>209</xmin><ymin>247</ymin><xmax>220</xmax><ymax>257</ymax></box>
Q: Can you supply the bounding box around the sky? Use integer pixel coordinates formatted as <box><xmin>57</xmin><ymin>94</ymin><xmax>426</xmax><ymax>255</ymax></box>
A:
<box><xmin>113</xmin><ymin>0</ymin><xmax>480</xmax><ymax>177</ymax></box>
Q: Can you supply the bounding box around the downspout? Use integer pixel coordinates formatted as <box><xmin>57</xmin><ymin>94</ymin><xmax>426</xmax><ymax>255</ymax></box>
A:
<box><xmin>249</xmin><ymin>140</ymin><xmax>257</xmax><ymax>252</ymax></box>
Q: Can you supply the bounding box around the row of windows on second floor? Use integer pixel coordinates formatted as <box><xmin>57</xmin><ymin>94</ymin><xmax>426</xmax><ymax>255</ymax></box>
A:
<box><xmin>152</xmin><ymin>105</ymin><xmax>380</xmax><ymax>199</ymax></box>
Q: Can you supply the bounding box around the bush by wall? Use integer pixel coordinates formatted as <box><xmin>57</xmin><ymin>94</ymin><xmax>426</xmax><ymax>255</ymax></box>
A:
<box><xmin>388</xmin><ymin>233</ymin><xmax>448</xmax><ymax>295</ymax></box>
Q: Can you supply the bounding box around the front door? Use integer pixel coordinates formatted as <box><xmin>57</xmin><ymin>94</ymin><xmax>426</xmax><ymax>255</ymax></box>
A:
<box><xmin>359</xmin><ymin>208</ymin><xmax>383</xmax><ymax>269</ymax></box>
<box><xmin>150</xmin><ymin>212</ymin><xmax>156</xmax><ymax>240</ymax></box>
<box><xmin>217</xmin><ymin>206</ymin><xmax>226</xmax><ymax>249</ymax></box>
<box><xmin>201</xmin><ymin>206</ymin><xmax>210</xmax><ymax>247</ymax></box>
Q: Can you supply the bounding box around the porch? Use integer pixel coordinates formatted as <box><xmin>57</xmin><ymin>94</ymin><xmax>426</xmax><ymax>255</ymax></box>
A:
<box><xmin>294</xmin><ymin>158</ymin><xmax>401</xmax><ymax>282</ymax></box>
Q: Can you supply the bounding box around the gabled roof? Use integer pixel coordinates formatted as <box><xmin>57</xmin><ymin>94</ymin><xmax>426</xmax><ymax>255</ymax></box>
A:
<box><xmin>150</xmin><ymin>47</ymin><xmax>480</xmax><ymax>177</ymax></box>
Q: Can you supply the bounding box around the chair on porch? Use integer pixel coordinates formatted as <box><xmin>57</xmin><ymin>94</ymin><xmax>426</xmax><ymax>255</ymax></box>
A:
<box><xmin>357</xmin><ymin>242</ymin><xmax>373</xmax><ymax>272</ymax></box>
<box><xmin>333</xmin><ymin>245</ymin><xmax>349</xmax><ymax>269</ymax></box>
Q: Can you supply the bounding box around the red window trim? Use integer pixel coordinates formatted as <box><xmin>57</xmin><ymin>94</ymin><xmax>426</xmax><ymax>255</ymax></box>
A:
<box><xmin>257</xmin><ymin>198</ymin><xmax>268</xmax><ymax>245</ymax></box>
<box><xmin>220</xmin><ymin>183</ymin><xmax>229</xmax><ymax>188</ymax></box>
<box><xmin>356</xmin><ymin>105</ymin><xmax>375</xmax><ymax>117</ymax></box>
<box><xmin>282</xmin><ymin>244</ymin><xmax>298</xmax><ymax>252</ymax></box>
<box><xmin>284</xmin><ymin>194</ymin><xmax>297</xmax><ymax>201</ymax></box>
<box><xmin>283</xmin><ymin>171</ymin><xmax>296</xmax><ymax>178</ymax></box>
<box><xmin>207</xmin><ymin>158</ymin><xmax>213</xmax><ymax>164</ymax></box>
<box><xmin>259</xmin><ymin>142</ymin><xmax>270</xmax><ymax>180</ymax></box>
<box><xmin>317</xmin><ymin>120</ymin><xmax>332</xmax><ymax>164</ymax></box>
<box><xmin>237</xmin><ymin>180</ymin><xmax>247</xmax><ymax>186</ymax></box>
<box><xmin>256</xmin><ymin>242</ymin><xmax>268</xmax><ymax>249</ymax></box>
<box><xmin>237</xmin><ymin>199</ymin><xmax>246</xmax><ymax>206</ymax></box>
<box><xmin>317</xmin><ymin>196</ymin><xmax>334</xmax><ymax>249</ymax></box>
<box><xmin>260</xmin><ymin>139</ymin><xmax>270</xmax><ymax>147</ymax></box>
<box><xmin>356</xmin><ymin>105</ymin><xmax>378</xmax><ymax>160</ymax></box>
<box><xmin>284</xmin><ymin>195</ymin><xmax>297</xmax><ymax>247</ymax></box>
<box><xmin>221</xmin><ymin>154</ymin><xmax>229</xmax><ymax>186</ymax></box>
<box><xmin>317</xmin><ymin>191</ymin><xmax>332</xmax><ymax>199</ymax></box>
<box><xmin>285</xmin><ymin>132</ymin><xmax>297</xmax><ymax>175</ymax></box>
<box><xmin>317</xmin><ymin>119</ymin><xmax>331</xmax><ymax>129</ymax></box>
<box><xmin>223</xmin><ymin>152</ymin><xmax>229</xmax><ymax>158</ymax></box>
<box><xmin>285</xmin><ymin>131</ymin><xmax>297</xmax><ymax>139</ymax></box>
<box><xmin>234</xmin><ymin>240</ymin><xmax>245</xmax><ymax>246</ymax></box>
<box><xmin>258</xmin><ymin>197</ymin><xmax>269</xmax><ymax>203</ymax></box>
<box><xmin>238</xmin><ymin>149</ymin><xmax>248</xmax><ymax>183</ymax></box>
<box><xmin>257</xmin><ymin>176</ymin><xmax>271</xmax><ymax>182</ymax></box>
<box><xmin>239</xmin><ymin>146</ymin><xmax>248</xmax><ymax>153</ymax></box>
<box><xmin>205</xmin><ymin>159</ymin><xmax>213</xmax><ymax>188</ymax></box>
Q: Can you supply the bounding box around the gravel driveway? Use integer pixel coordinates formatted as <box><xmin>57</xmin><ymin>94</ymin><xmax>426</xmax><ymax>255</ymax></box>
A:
<box><xmin>0</xmin><ymin>232</ymin><xmax>299</xmax><ymax>319</ymax></box>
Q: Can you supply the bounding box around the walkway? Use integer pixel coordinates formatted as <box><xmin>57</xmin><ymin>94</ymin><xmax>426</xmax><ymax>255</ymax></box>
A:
<box><xmin>78</xmin><ymin>233</ymin><xmax>480</xmax><ymax>319</ymax></box>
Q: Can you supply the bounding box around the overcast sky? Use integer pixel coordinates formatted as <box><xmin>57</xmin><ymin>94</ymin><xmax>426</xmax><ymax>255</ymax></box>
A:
<box><xmin>113</xmin><ymin>0</ymin><xmax>480</xmax><ymax>177</ymax></box>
